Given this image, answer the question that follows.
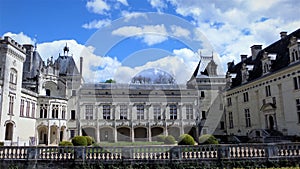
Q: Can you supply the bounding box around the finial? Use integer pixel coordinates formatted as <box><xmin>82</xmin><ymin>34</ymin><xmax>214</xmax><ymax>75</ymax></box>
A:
<box><xmin>63</xmin><ymin>43</ymin><xmax>69</xmax><ymax>55</ymax></box>
<box><xmin>34</xmin><ymin>34</ymin><xmax>38</xmax><ymax>51</ymax></box>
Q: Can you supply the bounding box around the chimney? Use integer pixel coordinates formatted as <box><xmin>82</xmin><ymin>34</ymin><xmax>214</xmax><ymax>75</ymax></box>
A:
<box><xmin>240</xmin><ymin>55</ymin><xmax>247</xmax><ymax>62</ymax></box>
<box><xmin>80</xmin><ymin>57</ymin><xmax>83</xmax><ymax>76</ymax></box>
<box><xmin>251</xmin><ymin>45</ymin><xmax>262</xmax><ymax>61</ymax></box>
<box><xmin>280</xmin><ymin>31</ymin><xmax>287</xmax><ymax>39</ymax></box>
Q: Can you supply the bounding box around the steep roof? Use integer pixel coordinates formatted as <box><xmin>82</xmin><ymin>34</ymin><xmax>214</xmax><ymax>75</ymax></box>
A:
<box><xmin>228</xmin><ymin>28</ymin><xmax>300</xmax><ymax>88</ymax></box>
<box><xmin>54</xmin><ymin>55</ymin><xmax>79</xmax><ymax>76</ymax></box>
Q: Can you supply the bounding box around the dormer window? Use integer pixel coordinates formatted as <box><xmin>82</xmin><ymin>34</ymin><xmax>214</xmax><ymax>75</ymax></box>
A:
<box><xmin>289</xmin><ymin>36</ymin><xmax>300</xmax><ymax>64</ymax></box>
<box><xmin>261</xmin><ymin>52</ymin><xmax>276</xmax><ymax>75</ymax></box>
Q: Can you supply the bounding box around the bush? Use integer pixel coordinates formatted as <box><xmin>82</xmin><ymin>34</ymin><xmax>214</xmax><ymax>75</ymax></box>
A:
<box><xmin>198</xmin><ymin>134</ymin><xmax>219</xmax><ymax>144</ymax></box>
<box><xmin>59</xmin><ymin>141</ymin><xmax>73</xmax><ymax>146</ymax></box>
<box><xmin>164</xmin><ymin>135</ymin><xmax>176</xmax><ymax>144</ymax></box>
<box><xmin>85</xmin><ymin>136</ymin><xmax>95</xmax><ymax>146</ymax></box>
<box><xmin>72</xmin><ymin>136</ymin><xmax>88</xmax><ymax>146</ymax></box>
<box><xmin>0</xmin><ymin>142</ymin><xmax>3</xmax><ymax>146</ymax></box>
<box><xmin>157</xmin><ymin>135</ymin><xmax>166</xmax><ymax>142</ymax></box>
<box><xmin>178</xmin><ymin>134</ymin><xmax>195</xmax><ymax>145</ymax></box>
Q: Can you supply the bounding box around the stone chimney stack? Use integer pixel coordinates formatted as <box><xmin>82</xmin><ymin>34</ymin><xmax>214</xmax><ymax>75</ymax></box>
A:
<box><xmin>80</xmin><ymin>57</ymin><xmax>83</xmax><ymax>76</ymax></box>
<box><xmin>251</xmin><ymin>45</ymin><xmax>262</xmax><ymax>61</ymax></box>
<box><xmin>240</xmin><ymin>55</ymin><xmax>247</xmax><ymax>62</ymax></box>
<box><xmin>280</xmin><ymin>31</ymin><xmax>287</xmax><ymax>39</ymax></box>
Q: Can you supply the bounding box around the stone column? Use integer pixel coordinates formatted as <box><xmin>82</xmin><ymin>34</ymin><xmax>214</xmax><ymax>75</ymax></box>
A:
<box><xmin>148</xmin><ymin>124</ymin><xmax>151</xmax><ymax>142</ymax></box>
<box><xmin>131</xmin><ymin>126</ymin><xmax>135</xmax><ymax>142</ymax></box>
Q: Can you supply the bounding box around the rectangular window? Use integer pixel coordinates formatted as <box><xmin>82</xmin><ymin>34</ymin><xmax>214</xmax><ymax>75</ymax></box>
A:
<box><xmin>26</xmin><ymin>100</ymin><xmax>30</xmax><ymax>117</ymax></box>
<box><xmin>265</xmin><ymin>85</ymin><xmax>271</xmax><ymax>97</ymax></box>
<box><xmin>71</xmin><ymin>110</ymin><xmax>76</xmax><ymax>120</ymax></box>
<box><xmin>103</xmin><ymin>105</ymin><xmax>111</xmax><ymax>120</ymax></box>
<box><xmin>227</xmin><ymin>97</ymin><xmax>232</xmax><ymax>106</ymax></box>
<box><xmin>20</xmin><ymin>99</ymin><xmax>25</xmax><ymax>117</ymax></box>
<box><xmin>85</xmin><ymin>105</ymin><xmax>93</xmax><ymax>120</ymax></box>
<box><xmin>40</xmin><ymin>104</ymin><xmax>48</xmax><ymax>118</ymax></box>
<box><xmin>120</xmin><ymin>105</ymin><xmax>128</xmax><ymax>120</ymax></box>
<box><xmin>153</xmin><ymin>105</ymin><xmax>161</xmax><ymax>120</ymax></box>
<box><xmin>31</xmin><ymin>102</ymin><xmax>35</xmax><ymax>118</ymax></box>
<box><xmin>72</xmin><ymin>90</ymin><xmax>76</xmax><ymax>96</ymax></box>
<box><xmin>220</xmin><ymin>121</ymin><xmax>225</xmax><ymax>130</ymax></box>
<box><xmin>200</xmin><ymin>91</ymin><xmax>205</xmax><ymax>98</ymax></box>
<box><xmin>8</xmin><ymin>95</ymin><xmax>14</xmax><ymax>115</ymax></box>
<box><xmin>62</xmin><ymin>106</ymin><xmax>66</xmax><ymax>119</ymax></box>
<box><xmin>245</xmin><ymin>108</ymin><xmax>251</xmax><ymax>127</ymax></box>
<box><xmin>202</xmin><ymin>111</ymin><xmax>206</xmax><ymax>119</ymax></box>
<box><xmin>297</xmin><ymin>99</ymin><xmax>300</xmax><ymax>123</ymax></box>
<box><xmin>137</xmin><ymin>105</ymin><xmax>144</xmax><ymax>120</ymax></box>
<box><xmin>169</xmin><ymin>104</ymin><xmax>177</xmax><ymax>120</ymax></box>
<box><xmin>243</xmin><ymin>92</ymin><xmax>249</xmax><ymax>102</ymax></box>
<box><xmin>70</xmin><ymin>130</ymin><xmax>75</xmax><ymax>139</ymax></box>
<box><xmin>186</xmin><ymin>105</ymin><xmax>193</xmax><ymax>119</ymax></box>
<box><xmin>52</xmin><ymin>105</ymin><xmax>59</xmax><ymax>118</ymax></box>
<box><xmin>294</xmin><ymin>77</ymin><xmax>300</xmax><ymax>90</ymax></box>
<box><xmin>228</xmin><ymin>112</ymin><xmax>234</xmax><ymax>129</ymax></box>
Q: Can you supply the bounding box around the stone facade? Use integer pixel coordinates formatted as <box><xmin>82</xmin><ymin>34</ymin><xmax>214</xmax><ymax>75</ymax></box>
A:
<box><xmin>224</xmin><ymin>29</ymin><xmax>300</xmax><ymax>139</ymax></box>
<box><xmin>0</xmin><ymin>35</ymin><xmax>226</xmax><ymax>145</ymax></box>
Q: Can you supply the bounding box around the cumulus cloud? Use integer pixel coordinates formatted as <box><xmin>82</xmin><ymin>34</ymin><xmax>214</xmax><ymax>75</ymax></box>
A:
<box><xmin>3</xmin><ymin>32</ymin><xmax>35</xmax><ymax>45</ymax></box>
<box><xmin>82</xmin><ymin>19</ymin><xmax>111</xmax><ymax>29</ymax></box>
<box><xmin>121</xmin><ymin>11</ymin><xmax>147</xmax><ymax>22</ymax></box>
<box><xmin>112</xmin><ymin>24</ymin><xmax>168</xmax><ymax>46</ymax></box>
<box><xmin>148</xmin><ymin>0</ymin><xmax>167</xmax><ymax>11</ymax></box>
<box><xmin>86</xmin><ymin>0</ymin><xmax>110</xmax><ymax>14</ymax></box>
<box><xmin>164</xmin><ymin>0</ymin><xmax>300</xmax><ymax>66</ymax></box>
<box><xmin>170</xmin><ymin>25</ymin><xmax>190</xmax><ymax>39</ymax></box>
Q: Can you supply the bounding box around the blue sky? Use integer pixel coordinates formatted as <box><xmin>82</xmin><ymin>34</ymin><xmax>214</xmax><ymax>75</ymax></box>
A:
<box><xmin>1</xmin><ymin>0</ymin><xmax>300</xmax><ymax>83</ymax></box>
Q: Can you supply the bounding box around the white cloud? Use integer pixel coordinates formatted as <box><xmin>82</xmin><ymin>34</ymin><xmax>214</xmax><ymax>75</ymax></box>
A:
<box><xmin>166</xmin><ymin>0</ymin><xmax>300</xmax><ymax>66</ymax></box>
<box><xmin>86</xmin><ymin>0</ymin><xmax>110</xmax><ymax>14</ymax></box>
<box><xmin>112</xmin><ymin>24</ymin><xmax>168</xmax><ymax>46</ymax></box>
<box><xmin>82</xmin><ymin>19</ymin><xmax>111</xmax><ymax>29</ymax></box>
<box><xmin>148</xmin><ymin>0</ymin><xmax>167</xmax><ymax>11</ymax></box>
<box><xmin>170</xmin><ymin>25</ymin><xmax>190</xmax><ymax>39</ymax></box>
<box><xmin>117</xmin><ymin>0</ymin><xmax>128</xmax><ymax>6</ymax></box>
<box><xmin>2</xmin><ymin>32</ymin><xmax>122</xmax><ymax>83</ymax></box>
<box><xmin>121</xmin><ymin>11</ymin><xmax>147</xmax><ymax>22</ymax></box>
<box><xmin>3</xmin><ymin>32</ymin><xmax>35</xmax><ymax>45</ymax></box>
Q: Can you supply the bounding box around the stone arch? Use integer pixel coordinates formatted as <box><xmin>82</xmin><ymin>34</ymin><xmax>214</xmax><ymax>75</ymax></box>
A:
<box><xmin>50</xmin><ymin>125</ymin><xmax>59</xmax><ymax>145</ymax></box>
<box><xmin>82</xmin><ymin>127</ymin><xmax>96</xmax><ymax>140</ymax></box>
<box><xmin>99</xmin><ymin>127</ymin><xmax>114</xmax><ymax>142</ymax></box>
<box><xmin>117</xmin><ymin>127</ymin><xmax>131</xmax><ymax>142</ymax></box>
<box><xmin>37</xmin><ymin>125</ymin><xmax>48</xmax><ymax>145</ymax></box>
<box><xmin>134</xmin><ymin>127</ymin><xmax>147</xmax><ymax>141</ymax></box>
<box><xmin>168</xmin><ymin>126</ymin><xmax>180</xmax><ymax>140</ymax></box>
<box><xmin>151</xmin><ymin>127</ymin><xmax>164</xmax><ymax>141</ymax></box>
<box><xmin>43</xmin><ymin>81</ymin><xmax>58</xmax><ymax>96</ymax></box>
<box><xmin>5</xmin><ymin>122</ymin><xmax>14</xmax><ymax>140</ymax></box>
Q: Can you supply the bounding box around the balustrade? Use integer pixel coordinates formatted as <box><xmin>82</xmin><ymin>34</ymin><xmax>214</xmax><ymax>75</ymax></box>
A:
<box><xmin>0</xmin><ymin>143</ymin><xmax>300</xmax><ymax>162</ymax></box>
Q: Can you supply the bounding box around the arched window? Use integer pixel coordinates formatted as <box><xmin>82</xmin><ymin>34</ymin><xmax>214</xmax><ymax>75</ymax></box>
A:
<box><xmin>46</xmin><ymin>89</ymin><xmax>51</xmax><ymax>96</ymax></box>
<box><xmin>5</xmin><ymin>122</ymin><xmax>14</xmax><ymax>140</ymax></box>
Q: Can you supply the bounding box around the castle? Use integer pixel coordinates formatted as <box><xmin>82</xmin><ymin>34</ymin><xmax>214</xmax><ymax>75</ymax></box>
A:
<box><xmin>1</xmin><ymin>28</ymin><xmax>299</xmax><ymax>146</ymax></box>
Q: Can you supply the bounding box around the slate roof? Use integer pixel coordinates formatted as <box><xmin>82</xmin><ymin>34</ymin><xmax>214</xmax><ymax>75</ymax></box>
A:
<box><xmin>228</xmin><ymin>28</ymin><xmax>300</xmax><ymax>88</ymax></box>
<box><xmin>54</xmin><ymin>55</ymin><xmax>79</xmax><ymax>76</ymax></box>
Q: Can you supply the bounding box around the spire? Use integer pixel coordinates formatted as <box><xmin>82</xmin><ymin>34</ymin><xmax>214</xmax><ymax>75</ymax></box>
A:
<box><xmin>63</xmin><ymin>43</ymin><xmax>69</xmax><ymax>55</ymax></box>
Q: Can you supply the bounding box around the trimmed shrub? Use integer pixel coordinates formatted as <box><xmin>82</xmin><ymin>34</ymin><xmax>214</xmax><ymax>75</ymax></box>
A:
<box><xmin>164</xmin><ymin>135</ymin><xmax>176</xmax><ymax>145</ymax></box>
<box><xmin>178</xmin><ymin>134</ymin><xmax>195</xmax><ymax>145</ymax></box>
<box><xmin>59</xmin><ymin>141</ymin><xmax>73</xmax><ymax>146</ymax></box>
<box><xmin>72</xmin><ymin>136</ymin><xmax>88</xmax><ymax>146</ymax></box>
<box><xmin>85</xmin><ymin>136</ymin><xmax>95</xmax><ymax>146</ymax></box>
<box><xmin>198</xmin><ymin>134</ymin><xmax>219</xmax><ymax>144</ymax></box>
<box><xmin>157</xmin><ymin>135</ymin><xmax>166</xmax><ymax>142</ymax></box>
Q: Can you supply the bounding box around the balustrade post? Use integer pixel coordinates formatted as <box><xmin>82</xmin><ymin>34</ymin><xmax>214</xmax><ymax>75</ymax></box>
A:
<box><xmin>27</xmin><ymin>147</ymin><xmax>38</xmax><ymax>160</ymax></box>
<box><xmin>74</xmin><ymin>146</ymin><xmax>86</xmax><ymax>161</ymax></box>
<box><xmin>170</xmin><ymin>146</ymin><xmax>182</xmax><ymax>160</ymax></box>
<box><xmin>265</xmin><ymin>143</ymin><xmax>277</xmax><ymax>159</ymax></box>
<box><xmin>122</xmin><ymin>147</ymin><xmax>133</xmax><ymax>160</ymax></box>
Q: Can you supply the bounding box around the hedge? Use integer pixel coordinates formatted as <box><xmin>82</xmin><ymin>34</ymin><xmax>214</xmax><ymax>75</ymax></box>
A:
<box><xmin>164</xmin><ymin>135</ymin><xmax>176</xmax><ymax>145</ymax></box>
<box><xmin>178</xmin><ymin>134</ymin><xmax>195</xmax><ymax>145</ymax></box>
<box><xmin>59</xmin><ymin>141</ymin><xmax>73</xmax><ymax>146</ymax></box>
<box><xmin>198</xmin><ymin>134</ymin><xmax>219</xmax><ymax>144</ymax></box>
<box><xmin>72</xmin><ymin>136</ymin><xmax>88</xmax><ymax>146</ymax></box>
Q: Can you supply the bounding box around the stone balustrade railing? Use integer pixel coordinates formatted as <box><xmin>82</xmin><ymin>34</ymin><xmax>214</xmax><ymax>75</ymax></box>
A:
<box><xmin>0</xmin><ymin>143</ymin><xmax>300</xmax><ymax>163</ymax></box>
